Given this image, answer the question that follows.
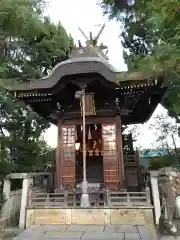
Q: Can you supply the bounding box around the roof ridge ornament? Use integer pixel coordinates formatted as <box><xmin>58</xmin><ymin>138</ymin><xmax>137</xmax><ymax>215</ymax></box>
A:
<box><xmin>70</xmin><ymin>23</ymin><xmax>109</xmax><ymax>61</ymax></box>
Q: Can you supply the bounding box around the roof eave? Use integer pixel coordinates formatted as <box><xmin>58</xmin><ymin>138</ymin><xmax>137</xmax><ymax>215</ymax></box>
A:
<box><xmin>8</xmin><ymin>58</ymin><xmax>165</xmax><ymax>92</ymax></box>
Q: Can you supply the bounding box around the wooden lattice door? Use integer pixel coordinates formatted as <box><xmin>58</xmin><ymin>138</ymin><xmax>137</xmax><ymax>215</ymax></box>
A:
<box><xmin>102</xmin><ymin>124</ymin><xmax>119</xmax><ymax>189</ymax></box>
<box><xmin>61</xmin><ymin>125</ymin><xmax>76</xmax><ymax>189</ymax></box>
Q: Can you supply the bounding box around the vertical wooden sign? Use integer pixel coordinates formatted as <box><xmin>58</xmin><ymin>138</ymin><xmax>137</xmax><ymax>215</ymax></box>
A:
<box><xmin>61</xmin><ymin>125</ymin><xmax>76</xmax><ymax>189</ymax></box>
<box><xmin>102</xmin><ymin>124</ymin><xmax>119</xmax><ymax>190</ymax></box>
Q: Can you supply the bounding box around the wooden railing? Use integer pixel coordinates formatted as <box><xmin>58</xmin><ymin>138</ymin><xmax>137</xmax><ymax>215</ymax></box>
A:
<box><xmin>124</xmin><ymin>154</ymin><xmax>136</xmax><ymax>164</ymax></box>
<box><xmin>106</xmin><ymin>189</ymin><xmax>151</xmax><ymax>207</ymax></box>
<box><xmin>28</xmin><ymin>187</ymin><xmax>151</xmax><ymax>208</ymax></box>
<box><xmin>124</xmin><ymin>150</ymin><xmax>140</xmax><ymax>165</ymax></box>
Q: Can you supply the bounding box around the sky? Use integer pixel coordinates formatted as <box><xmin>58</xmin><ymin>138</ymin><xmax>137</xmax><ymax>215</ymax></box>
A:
<box><xmin>43</xmin><ymin>0</ymin><xmax>169</xmax><ymax>149</ymax></box>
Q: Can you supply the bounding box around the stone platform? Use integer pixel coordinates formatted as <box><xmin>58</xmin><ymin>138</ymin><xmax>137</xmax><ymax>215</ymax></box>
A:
<box><xmin>26</xmin><ymin>207</ymin><xmax>154</xmax><ymax>227</ymax></box>
<box><xmin>12</xmin><ymin>224</ymin><xmax>158</xmax><ymax>239</ymax></box>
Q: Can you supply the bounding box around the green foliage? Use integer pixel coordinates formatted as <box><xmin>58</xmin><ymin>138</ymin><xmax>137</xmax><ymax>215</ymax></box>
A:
<box><xmin>0</xmin><ymin>0</ymin><xmax>74</xmax><ymax>80</ymax></box>
<box><xmin>100</xmin><ymin>0</ymin><xmax>180</xmax><ymax>118</ymax></box>
<box><xmin>148</xmin><ymin>155</ymin><xmax>175</xmax><ymax>170</ymax></box>
<box><xmin>100</xmin><ymin>0</ymin><xmax>154</xmax><ymax>69</ymax></box>
<box><xmin>0</xmin><ymin>0</ymin><xmax>72</xmax><ymax>175</ymax></box>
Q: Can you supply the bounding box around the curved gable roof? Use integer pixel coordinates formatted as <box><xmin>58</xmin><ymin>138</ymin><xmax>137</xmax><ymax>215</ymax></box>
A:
<box><xmin>10</xmin><ymin>57</ymin><xmax>159</xmax><ymax>91</ymax></box>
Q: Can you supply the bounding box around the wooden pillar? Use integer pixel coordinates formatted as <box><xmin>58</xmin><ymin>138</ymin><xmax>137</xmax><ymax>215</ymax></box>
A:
<box><xmin>135</xmin><ymin>149</ymin><xmax>140</xmax><ymax>165</ymax></box>
<box><xmin>116</xmin><ymin>115</ymin><xmax>125</xmax><ymax>189</ymax></box>
<box><xmin>135</xmin><ymin>149</ymin><xmax>141</xmax><ymax>190</ymax></box>
<box><xmin>102</xmin><ymin>123</ymin><xmax>119</xmax><ymax>190</ymax></box>
<box><xmin>55</xmin><ymin>120</ymin><xmax>63</xmax><ymax>189</ymax></box>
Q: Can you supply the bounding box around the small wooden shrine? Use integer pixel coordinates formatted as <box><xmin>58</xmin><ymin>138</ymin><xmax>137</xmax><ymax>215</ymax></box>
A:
<box><xmin>10</xmin><ymin>26</ymin><xmax>167</xmax><ymax>190</ymax></box>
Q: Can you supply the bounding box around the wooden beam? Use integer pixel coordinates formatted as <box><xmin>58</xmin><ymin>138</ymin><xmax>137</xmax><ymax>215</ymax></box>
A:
<box><xmin>63</xmin><ymin>117</ymin><xmax>116</xmax><ymax>125</ymax></box>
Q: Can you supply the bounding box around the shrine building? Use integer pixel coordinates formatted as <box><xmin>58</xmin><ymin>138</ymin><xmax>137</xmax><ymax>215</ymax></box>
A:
<box><xmin>9</xmin><ymin>31</ymin><xmax>167</xmax><ymax>192</ymax></box>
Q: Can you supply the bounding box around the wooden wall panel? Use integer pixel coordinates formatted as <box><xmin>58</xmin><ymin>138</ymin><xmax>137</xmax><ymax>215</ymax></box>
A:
<box><xmin>61</xmin><ymin>125</ymin><xmax>76</xmax><ymax>189</ymax></box>
<box><xmin>125</xmin><ymin>167</ymin><xmax>139</xmax><ymax>190</ymax></box>
<box><xmin>102</xmin><ymin>124</ymin><xmax>119</xmax><ymax>190</ymax></box>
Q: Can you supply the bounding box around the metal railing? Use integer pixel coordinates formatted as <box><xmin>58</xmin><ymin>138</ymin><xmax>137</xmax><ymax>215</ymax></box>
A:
<box><xmin>28</xmin><ymin>187</ymin><xmax>151</xmax><ymax>208</ymax></box>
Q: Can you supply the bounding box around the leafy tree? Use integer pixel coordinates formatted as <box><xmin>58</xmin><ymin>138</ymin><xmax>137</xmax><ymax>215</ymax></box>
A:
<box><xmin>100</xmin><ymin>0</ymin><xmax>180</xmax><ymax>119</ymax></box>
<box><xmin>0</xmin><ymin>0</ymin><xmax>73</xmax><ymax>175</ymax></box>
<box><xmin>100</xmin><ymin>0</ymin><xmax>153</xmax><ymax>69</ymax></box>
<box><xmin>149</xmin><ymin>113</ymin><xmax>180</xmax><ymax>152</ymax></box>
<box><xmin>0</xmin><ymin>0</ymin><xmax>74</xmax><ymax>80</ymax></box>
<box><xmin>146</xmin><ymin>113</ymin><xmax>180</xmax><ymax>169</ymax></box>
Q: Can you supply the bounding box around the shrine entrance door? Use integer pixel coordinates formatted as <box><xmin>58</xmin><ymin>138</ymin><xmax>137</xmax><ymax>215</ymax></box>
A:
<box><xmin>59</xmin><ymin>122</ymin><xmax>120</xmax><ymax>190</ymax></box>
<box><xmin>75</xmin><ymin>124</ymin><xmax>104</xmax><ymax>187</ymax></box>
<box><xmin>76</xmin><ymin>155</ymin><xmax>104</xmax><ymax>186</ymax></box>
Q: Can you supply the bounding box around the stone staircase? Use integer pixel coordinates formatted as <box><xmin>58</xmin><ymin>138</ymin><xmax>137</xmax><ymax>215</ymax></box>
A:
<box><xmin>0</xmin><ymin>220</ymin><xmax>22</xmax><ymax>240</ymax></box>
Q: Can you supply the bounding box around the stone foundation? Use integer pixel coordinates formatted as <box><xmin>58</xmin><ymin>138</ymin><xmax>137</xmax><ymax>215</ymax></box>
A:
<box><xmin>26</xmin><ymin>207</ymin><xmax>154</xmax><ymax>228</ymax></box>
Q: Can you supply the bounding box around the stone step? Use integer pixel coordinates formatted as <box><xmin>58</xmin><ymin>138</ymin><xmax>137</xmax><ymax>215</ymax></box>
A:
<box><xmin>12</xmin><ymin>224</ymin><xmax>158</xmax><ymax>240</ymax></box>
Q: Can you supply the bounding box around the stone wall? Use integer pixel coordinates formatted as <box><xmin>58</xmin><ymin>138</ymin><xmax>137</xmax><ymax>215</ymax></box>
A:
<box><xmin>0</xmin><ymin>187</ymin><xmax>44</xmax><ymax>226</ymax></box>
<box><xmin>1</xmin><ymin>189</ymin><xmax>22</xmax><ymax>225</ymax></box>
<box><xmin>26</xmin><ymin>207</ymin><xmax>154</xmax><ymax>228</ymax></box>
